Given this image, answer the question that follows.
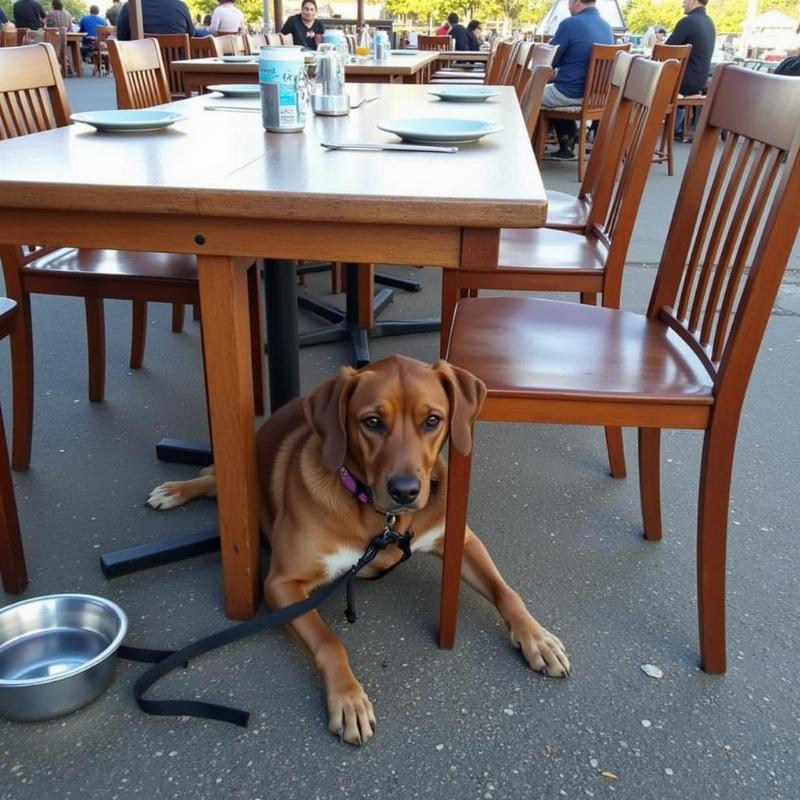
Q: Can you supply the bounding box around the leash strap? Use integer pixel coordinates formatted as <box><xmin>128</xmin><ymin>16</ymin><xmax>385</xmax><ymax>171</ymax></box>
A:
<box><xmin>119</xmin><ymin>525</ymin><xmax>412</xmax><ymax>728</ymax></box>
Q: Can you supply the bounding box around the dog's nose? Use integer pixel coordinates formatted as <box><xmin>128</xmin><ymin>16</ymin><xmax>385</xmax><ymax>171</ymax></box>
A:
<box><xmin>387</xmin><ymin>475</ymin><xmax>421</xmax><ymax>506</ymax></box>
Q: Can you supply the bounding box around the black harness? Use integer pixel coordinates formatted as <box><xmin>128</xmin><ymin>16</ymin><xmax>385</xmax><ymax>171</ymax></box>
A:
<box><xmin>120</xmin><ymin>492</ymin><xmax>413</xmax><ymax>728</ymax></box>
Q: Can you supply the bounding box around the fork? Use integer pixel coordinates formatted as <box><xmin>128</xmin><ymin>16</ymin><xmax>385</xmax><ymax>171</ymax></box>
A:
<box><xmin>350</xmin><ymin>96</ymin><xmax>378</xmax><ymax>110</ymax></box>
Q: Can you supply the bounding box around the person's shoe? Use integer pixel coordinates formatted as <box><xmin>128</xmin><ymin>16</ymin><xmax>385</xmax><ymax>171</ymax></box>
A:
<box><xmin>551</xmin><ymin>148</ymin><xmax>578</xmax><ymax>160</ymax></box>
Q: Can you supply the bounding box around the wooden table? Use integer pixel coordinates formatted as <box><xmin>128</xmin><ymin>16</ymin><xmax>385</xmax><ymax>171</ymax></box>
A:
<box><xmin>0</xmin><ymin>83</ymin><xmax>546</xmax><ymax>620</ymax></box>
<box><xmin>172</xmin><ymin>52</ymin><xmax>441</xmax><ymax>93</ymax></box>
<box><xmin>66</xmin><ymin>32</ymin><xmax>84</xmax><ymax>77</ymax></box>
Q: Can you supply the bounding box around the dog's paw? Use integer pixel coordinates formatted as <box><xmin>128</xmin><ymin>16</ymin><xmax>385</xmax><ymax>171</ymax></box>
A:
<box><xmin>146</xmin><ymin>483</ymin><xmax>187</xmax><ymax>511</ymax></box>
<box><xmin>327</xmin><ymin>681</ymin><xmax>376</xmax><ymax>746</ymax></box>
<box><xmin>510</xmin><ymin>622</ymin><xmax>570</xmax><ymax>678</ymax></box>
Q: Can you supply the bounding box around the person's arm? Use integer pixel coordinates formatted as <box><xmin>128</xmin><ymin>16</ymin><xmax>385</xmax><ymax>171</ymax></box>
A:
<box><xmin>549</xmin><ymin>20</ymin><xmax>570</xmax><ymax>68</ymax></box>
<box><xmin>280</xmin><ymin>17</ymin><xmax>293</xmax><ymax>37</ymax></box>
<box><xmin>116</xmin><ymin>3</ymin><xmax>129</xmax><ymax>39</ymax></box>
<box><xmin>209</xmin><ymin>7</ymin><xmax>220</xmax><ymax>34</ymax></box>
<box><xmin>665</xmin><ymin>18</ymin><xmax>688</xmax><ymax>46</ymax></box>
<box><xmin>0</xmin><ymin>9</ymin><xmax>8</xmax><ymax>24</ymax></box>
<box><xmin>37</xmin><ymin>1</ymin><xmax>46</xmax><ymax>21</ymax></box>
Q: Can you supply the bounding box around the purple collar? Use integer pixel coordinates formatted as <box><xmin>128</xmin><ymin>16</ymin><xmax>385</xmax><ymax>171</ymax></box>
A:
<box><xmin>338</xmin><ymin>466</ymin><xmax>372</xmax><ymax>505</ymax></box>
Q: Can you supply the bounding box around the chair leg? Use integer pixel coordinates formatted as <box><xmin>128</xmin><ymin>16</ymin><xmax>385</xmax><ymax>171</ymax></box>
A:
<box><xmin>10</xmin><ymin>296</ymin><xmax>34</xmax><ymax>471</ymax></box>
<box><xmin>665</xmin><ymin>111</ymin><xmax>676</xmax><ymax>176</ymax></box>
<box><xmin>84</xmin><ymin>297</ymin><xmax>105</xmax><ymax>403</ymax></box>
<box><xmin>247</xmin><ymin>264</ymin><xmax>265</xmax><ymax>417</ymax></box>
<box><xmin>171</xmin><ymin>303</ymin><xmax>185</xmax><ymax>333</ymax></box>
<box><xmin>440</xmin><ymin>269</ymin><xmax>460</xmax><ymax>357</ymax></box>
<box><xmin>605</xmin><ymin>426</ymin><xmax>626</xmax><ymax>479</ymax></box>
<box><xmin>580</xmin><ymin>292</ymin><xmax>597</xmax><ymax>305</ymax></box>
<box><xmin>577</xmin><ymin>123</ymin><xmax>587</xmax><ymax>182</ymax></box>
<box><xmin>330</xmin><ymin>262</ymin><xmax>346</xmax><ymax>294</ymax></box>
<box><xmin>439</xmin><ymin>443</ymin><xmax>474</xmax><ymax>649</ymax></box>
<box><xmin>0</xmin><ymin>403</ymin><xmax>26</xmax><ymax>594</ymax></box>
<box><xmin>696</xmin><ymin>425</ymin><xmax>734</xmax><ymax>674</ymax></box>
<box><xmin>638</xmin><ymin>428</ymin><xmax>661</xmax><ymax>540</ymax></box>
<box><xmin>192</xmin><ymin>303</ymin><xmax>201</xmax><ymax>322</ymax></box>
<box><xmin>130</xmin><ymin>300</ymin><xmax>147</xmax><ymax>369</ymax></box>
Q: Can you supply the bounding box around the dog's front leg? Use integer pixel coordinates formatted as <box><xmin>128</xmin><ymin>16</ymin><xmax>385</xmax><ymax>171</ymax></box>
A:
<box><xmin>430</xmin><ymin>528</ymin><xmax>570</xmax><ymax>677</ymax></box>
<box><xmin>265</xmin><ymin>577</ymin><xmax>376</xmax><ymax>745</ymax></box>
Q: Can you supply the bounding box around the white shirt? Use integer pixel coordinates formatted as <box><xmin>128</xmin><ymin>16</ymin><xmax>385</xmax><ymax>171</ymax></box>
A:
<box><xmin>210</xmin><ymin>4</ymin><xmax>245</xmax><ymax>34</ymax></box>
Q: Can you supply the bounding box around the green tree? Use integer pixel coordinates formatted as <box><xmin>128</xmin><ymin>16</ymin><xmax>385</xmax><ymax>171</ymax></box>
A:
<box><xmin>187</xmin><ymin>0</ymin><xmax>265</xmax><ymax>25</ymax></box>
<box><xmin>1</xmin><ymin>0</ymin><xmax>88</xmax><ymax>18</ymax></box>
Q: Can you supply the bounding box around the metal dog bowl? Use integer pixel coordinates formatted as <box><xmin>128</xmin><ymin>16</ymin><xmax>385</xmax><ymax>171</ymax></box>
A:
<box><xmin>0</xmin><ymin>594</ymin><xmax>127</xmax><ymax>722</ymax></box>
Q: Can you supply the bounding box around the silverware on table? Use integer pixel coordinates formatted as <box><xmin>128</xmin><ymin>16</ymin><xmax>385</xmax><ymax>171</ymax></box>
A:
<box><xmin>350</xmin><ymin>96</ymin><xmax>378</xmax><ymax>109</ymax></box>
<box><xmin>204</xmin><ymin>105</ymin><xmax>260</xmax><ymax>113</ymax></box>
<box><xmin>320</xmin><ymin>141</ymin><xmax>458</xmax><ymax>153</ymax></box>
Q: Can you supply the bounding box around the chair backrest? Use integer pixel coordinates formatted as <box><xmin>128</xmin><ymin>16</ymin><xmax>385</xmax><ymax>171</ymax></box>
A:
<box><xmin>246</xmin><ymin>32</ymin><xmax>267</xmax><ymax>54</ymax></box>
<box><xmin>498</xmin><ymin>39</ymin><xmax>524</xmax><ymax>86</ymax></box>
<box><xmin>584</xmin><ymin>56</ymin><xmax>680</xmax><ymax>306</ymax></box>
<box><xmin>42</xmin><ymin>27</ymin><xmax>67</xmax><ymax>76</ymax></box>
<box><xmin>97</xmin><ymin>25</ymin><xmax>116</xmax><ymax>45</ymax></box>
<box><xmin>265</xmin><ymin>32</ymin><xmax>282</xmax><ymax>46</ymax></box>
<box><xmin>217</xmin><ymin>33</ymin><xmax>248</xmax><ymax>55</ymax></box>
<box><xmin>483</xmin><ymin>39</ymin><xmax>514</xmax><ymax>85</ymax></box>
<box><xmin>520</xmin><ymin>64</ymin><xmax>554</xmax><ymax>138</ymax></box>
<box><xmin>506</xmin><ymin>41</ymin><xmax>533</xmax><ymax>94</ymax></box>
<box><xmin>107</xmin><ymin>38</ymin><xmax>170</xmax><ymax>109</ymax></box>
<box><xmin>583</xmin><ymin>43</ymin><xmax>631</xmax><ymax>113</ymax></box>
<box><xmin>651</xmin><ymin>42</ymin><xmax>691</xmax><ymax>108</ymax></box>
<box><xmin>279</xmin><ymin>32</ymin><xmax>294</xmax><ymax>46</ymax></box>
<box><xmin>648</xmin><ymin>65</ymin><xmax>800</xmax><ymax>409</ymax></box>
<box><xmin>1</xmin><ymin>30</ymin><xmax>17</xmax><ymax>48</ymax></box>
<box><xmin>144</xmin><ymin>33</ymin><xmax>190</xmax><ymax>97</ymax></box>
<box><xmin>190</xmin><ymin>35</ymin><xmax>222</xmax><ymax>58</ymax></box>
<box><xmin>577</xmin><ymin>51</ymin><xmax>638</xmax><ymax>209</ymax></box>
<box><xmin>0</xmin><ymin>42</ymin><xmax>70</xmax><ymax>137</ymax></box>
<box><xmin>418</xmin><ymin>34</ymin><xmax>452</xmax><ymax>51</ymax></box>
<box><xmin>516</xmin><ymin>42</ymin><xmax>558</xmax><ymax>100</ymax></box>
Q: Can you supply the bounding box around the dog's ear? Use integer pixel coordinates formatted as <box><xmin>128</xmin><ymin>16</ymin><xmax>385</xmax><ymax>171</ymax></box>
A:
<box><xmin>304</xmin><ymin>366</ymin><xmax>358</xmax><ymax>472</ymax></box>
<box><xmin>433</xmin><ymin>360</ymin><xmax>487</xmax><ymax>455</ymax></box>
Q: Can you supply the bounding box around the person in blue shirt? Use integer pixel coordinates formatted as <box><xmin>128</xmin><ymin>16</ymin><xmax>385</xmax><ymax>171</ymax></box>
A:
<box><xmin>79</xmin><ymin>5</ymin><xmax>107</xmax><ymax>60</ymax></box>
<box><xmin>0</xmin><ymin>8</ymin><xmax>7</xmax><ymax>25</ymax></box>
<box><xmin>542</xmin><ymin>0</ymin><xmax>613</xmax><ymax>159</ymax></box>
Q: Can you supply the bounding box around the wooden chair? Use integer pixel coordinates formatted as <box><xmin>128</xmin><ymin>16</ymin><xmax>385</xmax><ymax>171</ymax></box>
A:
<box><xmin>265</xmin><ymin>32</ymin><xmax>282</xmax><ymax>46</ymax></box>
<box><xmin>144</xmin><ymin>33</ymin><xmax>190</xmax><ymax>98</ymax></box>
<box><xmin>536</xmin><ymin>43</ymin><xmax>631</xmax><ymax>181</ymax></box>
<box><xmin>217</xmin><ymin>33</ymin><xmax>248</xmax><ymax>55</ymax></box>
<box><xmin>0</xmin><ymin>298</ymin><xmax>26</xmax><ymax>594</ymax></box>
<box><xmin>107</xmin><ymin>37</ymin><xmax>170</xmax><ymax>108</ymax></box>
<box><xmin>674</xmin><ymin>93</ymin><xmax>705</xmax><ymax>143</ymax></box>
<box><xmin>441</xmin><ymin>56</ymin><xmax>680</xmax><ymax>479</ymax></box>
<box><xmin>439</xmin><ymin>63</ymin><xmax>800</xmax><ymax>675</ymax></box>
<box><xmin>190</xmin><ymin>35</ymin><xmax>222</xmax><ymax>59</ymax></box>
<box><xmin>516</xmin><ymin>42</ymin><xmax>558</xmax><ymax>101</ymax></box>
<box><xmin>93</xmin><ymin>24</ymin><xmax>115</xmax><ymax>77</ymax></box>
<box><xmin>544</xmin><ymin>52</ymin><xmax>638</xmax><ymax>232</ymax></box>
<box><xmin>418</xmin><ymin>34</ymin><xmax>452</xmax><ymax>51</ymax></box>
<box><xmin>42</xmin><ymin>27</ymin><xmax>68</xmax><ymax>77</ymax></box>
<box><xmin>520</xmin><ymin>64</ymin><xmax>554</xmax><ymax>139</ymax></box>
<box><xmin>1</xmin><ymin>30</ymin><xmax>17</xmax><ymax>48</ymax></box>
<box><xmin>0</xmin><ymin>43</ymin><xmax>264</xmax><ymax>470</ymax></box>
<box><xmin>279</xmin><ymin>32</ymin><xmax>294</xmax><ymax>46</ymax></box>
<box><xmin>650</xmin><ymin>43</ymin><xmax>692</xmax><ymax>175</ymax></box>
<box><xmin>246</xmin><ymin>32</ymin><xmax>267</xmax><ymax>54</ymax></box>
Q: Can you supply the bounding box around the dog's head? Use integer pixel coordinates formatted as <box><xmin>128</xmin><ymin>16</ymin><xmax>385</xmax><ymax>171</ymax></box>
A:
<box><xmin>304</xmin><ymin>355</ymin><xmax>486</xmax><ymax>514</ymax></box>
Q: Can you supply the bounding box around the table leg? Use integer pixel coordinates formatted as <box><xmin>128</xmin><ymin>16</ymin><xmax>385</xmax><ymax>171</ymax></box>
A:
<box><xmin>198</xmin><ymin>254</ymin><xmax>260</xmax><ymax>619</ymax></box>
<box><xmin>68</xmin><ymin>40</ymin><xmax>82</xmax><ymax>77</ymax></box>
<box><xmin>264</xmin><ymin>258</ymin><xmax>301</xmax><ymax>410</ymax></box>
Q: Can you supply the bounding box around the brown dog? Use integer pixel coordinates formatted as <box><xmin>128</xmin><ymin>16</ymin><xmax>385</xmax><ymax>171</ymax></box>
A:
<box><xmin>148</xmin><ymin>355</ymin><xmax>569</xmax><ymax>744</ymax></box>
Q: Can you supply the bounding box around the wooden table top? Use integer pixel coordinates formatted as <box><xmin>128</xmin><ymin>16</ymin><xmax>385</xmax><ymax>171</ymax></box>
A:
<box><xmin>173</xmin><ymin>51</ymin><xmax>440</xmax><ymax>79</ymax></box>
<box><xmin>0</xmin><ymin>83</ymin><xmax>546</xmax><ymax>232</ymax></box>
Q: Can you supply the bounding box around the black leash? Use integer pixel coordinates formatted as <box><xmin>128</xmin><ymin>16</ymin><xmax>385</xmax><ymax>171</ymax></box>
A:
<box><xmin>118</xmin><ymin>515</ymin><xmax>412</xmax><ymax>728</ymax></box>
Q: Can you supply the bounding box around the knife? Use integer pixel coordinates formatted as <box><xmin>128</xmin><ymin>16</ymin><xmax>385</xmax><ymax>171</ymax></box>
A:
<box><xmin>204</xmin><ymin>105</ymin><xmax>259</xmax><ymax>112</ymax></box>
<box><xmin>321</xmin><ymin>141</ymin><xmax>458</xmax><ymax>153</ymax></box>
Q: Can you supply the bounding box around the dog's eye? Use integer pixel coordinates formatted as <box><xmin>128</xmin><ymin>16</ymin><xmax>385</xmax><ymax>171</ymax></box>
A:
<box><xmin>424</xmin><ymin>414</ymin><xmax>442</xmax><ymax>430</ymax></box>
<box><xmin>362</xmin><ymin>415</ymin><xmax>382</xmax><ymax>430</ymax></box>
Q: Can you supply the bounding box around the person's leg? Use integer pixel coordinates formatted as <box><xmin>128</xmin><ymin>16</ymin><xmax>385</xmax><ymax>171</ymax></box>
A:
<box><xmin>674</xmin><ymin>107</ymin><xmax>686</xmax><ymax>139</ymax></box>
<box><xmin>540</xmin><ymin>85</ymin><xmax>581</xmax><ymax>160</ymax></box>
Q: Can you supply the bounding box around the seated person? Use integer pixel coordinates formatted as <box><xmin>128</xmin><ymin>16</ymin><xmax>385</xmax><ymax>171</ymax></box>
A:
<box><xmin>210</xmin><ymin>0</ymin><xmax>245</xmax><ymax>35</ymax></box>
<box><xmin>280</xmin><ymin>0</ymin><xmax>324</xmax><ymax>50</ymax></box>
<box><xmin>116</xmin><ymin>0</ymin><xmax>194</xmax><ymax>41</ymax></box>
<box><xmin>194</xmin><ymin>13</ymin><xmax>213</xmax><ymax>37</ymax></box>
<box><xmin>448</xmin><ymin>13</ymin><xmax>470</xmax><ymax>50</ymax></box>
<box><xmin>0</xmin><ymin>9</ymin><xmax>7</xmax><ymax>25</ymax></box>
<box><xmin>45</xmin><ymin>0</ymin><xmax>72</xmax><ymax>30</ymax></box>
<box><xmin>13</xmin><ymin>0</ymin><xmax>46</xmax><ymax>30</ymax></box>
<box><xmin>79</xmin><ymin>4</ymin><xmax>107</xmax><ymax>60</ymax></box>
<box><xmin>466</xmin><ymin>19</ymin><xmax>482</xmax><ymax>51</ymax></box>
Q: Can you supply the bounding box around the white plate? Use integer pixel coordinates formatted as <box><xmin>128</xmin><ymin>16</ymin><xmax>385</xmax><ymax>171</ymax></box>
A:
<box><xmin>390</xmin><ymin>49</ymin><xmax>419</xmax><ymax>55</ymax></box>
<box><xmin>218</xmin><ymin>55</ymin><xmax>256</xmax><ymax>63</ymax></box>
<box><xmin>428</xmin><ymin>86</ymin><xmax>500</xmax><ymax>103</ymax></box>
<box><xmin>70</xmin><ymin>110</ymin><xmax>186</xmax><ymax>132</ymax></box>
<box><xmin>377</xmin><ymin>117</ymin><xmax>503</xmax><ymax>145</ymax></box>
<box><xmin>207</xmin><ymin>83</ymin><xmax>260</xmax><ymax>97</ymax></box>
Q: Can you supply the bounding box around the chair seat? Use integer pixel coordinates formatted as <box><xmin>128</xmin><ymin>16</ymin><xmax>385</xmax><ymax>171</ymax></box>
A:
<box><xmin>23</xmin><ymin>248</ymin><xmax>197</xmax><ymax>281</ymax></box>
<box><xmin>499</xmin><ymin>227</ymin><xmax>606</xmax><ymax>272</ymax></box>
<box><xmin>544</xmin><ymin>189</ymin><xmax>590</xmax><ymax>230</ymax></box>
<box><xmin>543</xmin><ymin>104</ymin><xmax>583</xmax><ymax>114</ymax></box>
<box><xmin>447</xmin><ymin>296</ymin><xmax>714</xmax><ymax>407</ymax></box>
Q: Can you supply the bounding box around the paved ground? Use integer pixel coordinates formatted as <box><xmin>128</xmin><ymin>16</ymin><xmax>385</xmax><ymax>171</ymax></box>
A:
<box><xmin>0</xmin><ymin>75</ymin><xmax>798</xmax><ymax>800</ymax></box>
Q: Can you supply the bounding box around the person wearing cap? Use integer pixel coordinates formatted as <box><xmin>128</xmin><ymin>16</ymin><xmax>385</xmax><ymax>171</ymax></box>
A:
<box><xmin>281</xmin><ymin>0</ymin><xmax>325</xmax><ymax>50</ymax></box>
